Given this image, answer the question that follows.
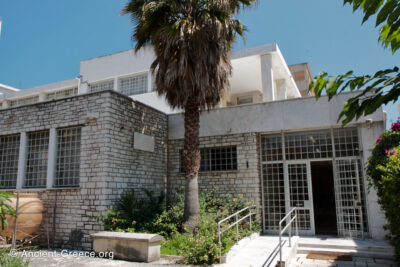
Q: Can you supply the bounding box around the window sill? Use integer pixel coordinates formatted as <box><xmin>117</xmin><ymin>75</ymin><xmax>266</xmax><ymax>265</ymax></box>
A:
<box><xmin>180</xmin><ymin>170</ymin><xmax>240</xmax><ymax>175</ymax></box>
<box><xmin>0</xmin><ymin>187</ymin><xmax>81</xmax><ymax>192</ymax></box>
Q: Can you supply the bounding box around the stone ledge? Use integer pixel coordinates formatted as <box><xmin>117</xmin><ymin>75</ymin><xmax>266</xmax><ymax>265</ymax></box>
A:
<box><xmin>91</xmin><ymin>232</ymin><xmax>163</xmax><ymax>243</ymax></box>
<box><xmin>91</xmin><ymin>231</ymin><xmax>163</xmax><ymax>262</ymax></box>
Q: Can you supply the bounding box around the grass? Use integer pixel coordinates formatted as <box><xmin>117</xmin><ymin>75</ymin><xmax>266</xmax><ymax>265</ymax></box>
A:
<box><xmin>0</xmin><ymin>249</ymin><xmax>29</xmax><ymax>267</ymax></box>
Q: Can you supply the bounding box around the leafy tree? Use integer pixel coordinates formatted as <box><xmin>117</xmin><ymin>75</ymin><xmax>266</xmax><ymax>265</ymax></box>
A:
<box><xmin>122</xmin><ymin>0</ymin><xmax>257</xmax><ymax>230</ymax></box>
<box><xmin>310</xmin><ymin>0</ymin><xmax>400</xmax><ymax>125</ymax></box>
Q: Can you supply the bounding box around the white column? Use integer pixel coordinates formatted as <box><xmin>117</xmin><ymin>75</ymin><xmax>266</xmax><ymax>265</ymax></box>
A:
<box><xmin>260</xmin><ymin>54</ymin><xmax>275</xmax><ymax>102</ymax></box>
<box><xmin>147</xmin><ymin>71</ymin><xmax>153</xmax><ymax>92</ymax></box>
<box><xmin>16</xmin><ymin>132</ymin><xmax>27</xmax><ymax>189</ymax></box>
<box><xmin>113</xmin><ymin>77</ymin><xmax>119</xmax><ymax>92</ymax></box>
<box><xmin>46</xmin><ymin>128</ymin><xmax>57</xmax><ymax>189</ymax></box>
<box><xmin>2</xmin><ymin>100</ymin><xmax>10</xmax><ymax>109</ymax></box>
<box><xmin>79</xmin><ymin>83</ymin><xmax>89</xmax><ymax>94</ymax></box>
<box><xmin>39</xmin><ymin>92</ymin><xmax>46</xmax><ymax>101</ymax></box>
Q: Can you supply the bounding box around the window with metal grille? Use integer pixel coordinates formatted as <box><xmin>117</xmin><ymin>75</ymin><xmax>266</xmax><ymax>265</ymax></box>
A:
<box><xmin>0</xmin><ymin>134</ymin><xmax>20</xmax><ymax>189</ymax></box>
<box><xmin>285</xmin><ymin>131</ymin><xmax>333</xmax><ymax>160</ymax></box>
<box><xmin>119</xmin><ymin>74</ymin><xmax>148</xmax><ymax>96</ymax></box>
<box><xmin>89</xmin><ymin>81</ymin><xmax>114</xmax><ymax>93</ymax></box>
<box><xmin>261</xmin><ymin>135</ymin><xmax>282</xmax><ymax>162</ymax></box>
<box><xmin>25</xmin><ymin>131</ymin><xmax>49</xmax><ymax>188</ymax></box>
<box><xmin>180</xmin><ymin>146</ymin><xmax>237</xmax><ymax>173</ymax></box>
<box><xmin>55</xmin><ymin>126</ymin><xmax>81</xmax><ymax>187</ymax></box>
<box><xmin>262</xmin><ymin>163</ymin><xmax>285</xmax><ymax>230</ymax></box>
<box><xmin>9</xmin><ymin>96</ymin><xmax>39</xmax><ymax>107</ymax></box>
<box><xmin>46</xmin><ymin>87</ymin><xmax>78</xmax><ymax>100</ymax></box>
<box><xmin>237</xmin><ymin>95</ymin><xmax>253</xmax><ymax>105</ymax></box>
<box><xmin>334</xmin><ymin>128</ymin><xmax>360</xmax><ymax>157</ymax></box>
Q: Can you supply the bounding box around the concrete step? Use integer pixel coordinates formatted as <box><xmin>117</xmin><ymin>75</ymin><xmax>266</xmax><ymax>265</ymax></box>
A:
<box><xmin>297</xmin><ymin>246</ymin><xmax>394</xmax><ymax>260</ymax></box>
<box><xmin>298</xmin><ymin>242</ymin><xmax>391</xmax><ymax>252</ymax></box>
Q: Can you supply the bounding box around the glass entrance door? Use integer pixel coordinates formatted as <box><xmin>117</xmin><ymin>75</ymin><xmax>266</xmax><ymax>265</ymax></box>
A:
<box><xmin>286</xmin><ymin>162</ymin><xmax>315</xmax><ymax>235</ymax></box>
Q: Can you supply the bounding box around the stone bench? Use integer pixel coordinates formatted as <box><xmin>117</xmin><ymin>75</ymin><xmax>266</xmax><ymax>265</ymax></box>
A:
<box><xmin>91</xmin><ymin>231</ymin><xmax>163</xmax><ymax>262</ymax></box>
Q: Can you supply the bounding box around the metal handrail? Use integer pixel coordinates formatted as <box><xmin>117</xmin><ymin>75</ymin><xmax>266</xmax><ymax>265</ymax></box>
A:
<box><xmin>278</xmin><ymin>207</ymin><xmax>298</xmax><ymax>267</ymax></box>
<box><xmin>217</xmin><ymin>205</ymin><xmax>257</xmax><ymax>263</ymax></box>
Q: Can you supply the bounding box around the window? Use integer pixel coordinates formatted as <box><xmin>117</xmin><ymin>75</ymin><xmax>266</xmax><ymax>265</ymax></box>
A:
<box><xmin>89</xmin><ymin>81</ymin><xmax>114</xmax><ymax>93</ymax></box>
<box><xmin>46</xmin><ymin>87</ymin><xmax>78</xmax><ymax>100</ymax></box>
<box><xmin>334</xmin><ymin>128</ymin><xmax>360</xmax><ymax>157</ymax></box>
<box><xmin>180</xmin><ymin>146</ymin><xmax>237</xmax><ymax>172</ymax></box>
<box><xmin>262</xmin><ymin>163</ymin><xmax>285</xmax><ymax>230</ymax></box>
<box><xmin>119</xmin><ymin>74</ymin><xmax>148</xmax><ymax>96</ymax></box>
<box><xmin>261</xmin><ymin>135</ymin><xmax>282</xmax><ymax>162</ymax></box>
<box><xmin>25</xmin><ymin>131</ymin><xmax>49</xmax><ymax>188</ymax></box>
<box><xmin>0</xmin><ymin>134</ymin><xmax>20</xmax><ymax>189</ymax></box>
<box><xmin>237</xmin><ymin>95</ymin><xmax>253</xmax><ymax>105</ymax></box>
<box><xmin>285</xmin><ymin>131</ymin><xmax>333</xmax><ymax>160</ymax></box>
<box><xmin>9</xmin><ymin>96</ymin><xmax>39</xmax><ymax>107</ymax></box>
<box><xmin>55</xmin><ymin>126</ymin><xmax>81</xmax><ymax>187</ymax></box>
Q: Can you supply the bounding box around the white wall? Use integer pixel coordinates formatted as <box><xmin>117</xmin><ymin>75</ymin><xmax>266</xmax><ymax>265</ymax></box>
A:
<box><xmin>360</xmin><ymin>122</ymin><xmax>388</xmax><ymax>240</ymax></box>
<box><xmin>131</xmin><ymin>92</ymin><xmax>181</xmax><ymax>114</ymax></box>
<box><xmin>80</xmin><ymin>47</ymin><xmax>155</xmax><ymax>83</ymax></box>
<box><xmin>168</xmin><ymin>92</ymin><xmax>384</xmax><ymax>140</ymax></box>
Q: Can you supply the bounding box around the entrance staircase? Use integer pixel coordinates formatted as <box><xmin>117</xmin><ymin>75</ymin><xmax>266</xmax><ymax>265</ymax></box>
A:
<box><xmin>296</xmin><ymin>237</ymin><xmax>394</xmax><ymax>260</ymax></box>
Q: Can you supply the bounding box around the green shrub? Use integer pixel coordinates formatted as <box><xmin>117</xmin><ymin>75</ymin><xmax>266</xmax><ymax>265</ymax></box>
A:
<box><xmin>367</xmin><ymin>119</ymin><xmax>400</xmax><ymax>262</ymax></box>
<box><xmin>99</xmin><ymin>188</ymin><xmax>260</xmax><ymax>265</ymax></box>
<box><xmin>100</xmin><ymin>189</ymin><xmax>164</xmax><ymax>232</ymax></box>
<box><xmin>0</xmin><ymin>249</ymin><xmax>29</xmax><ymax>267</ymax></box>
<box><xmin>0</xmin><ymin>192</ymin><xmax>16</xmax><ymax>230</ymax></box>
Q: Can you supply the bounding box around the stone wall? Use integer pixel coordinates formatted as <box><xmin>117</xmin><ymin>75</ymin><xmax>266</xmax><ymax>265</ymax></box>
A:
<box><xmin>167</xmin><ymin>133</ymin><xmax>261</xmax><ymax>207</ymax></box>
<box><xmin>0</xmin><ymin>91</ymin><xmax>168</xmax><ymax>250</ymax></box>
<box><xmin>102</xmin><ymin>93</ymin><xmax>168</xmax><ymax>204</ymax></box>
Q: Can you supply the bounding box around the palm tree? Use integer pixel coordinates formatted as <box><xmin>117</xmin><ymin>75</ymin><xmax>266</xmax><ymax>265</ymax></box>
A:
<box><xmin>122</xmin><ymin>0</ymin><xmax>257</xmax><ymax>230</ymax></box>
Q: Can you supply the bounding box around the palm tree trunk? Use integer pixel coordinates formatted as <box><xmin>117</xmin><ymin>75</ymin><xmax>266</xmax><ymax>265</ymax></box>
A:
<box><xmin>182</xmin><ymin>96</ymin><xmax>201</xmax><ymax>230</ymax></box>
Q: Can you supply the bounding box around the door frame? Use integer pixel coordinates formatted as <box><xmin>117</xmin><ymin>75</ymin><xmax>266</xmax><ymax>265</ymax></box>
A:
<box><xmin>284</xmin><ymin>160</ymin><xmax>315</xmax><ymax>236</ymax></box>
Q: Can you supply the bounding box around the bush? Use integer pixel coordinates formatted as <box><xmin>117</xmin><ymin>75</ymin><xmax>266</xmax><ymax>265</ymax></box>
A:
<box><xmin>367</xmin><ymin>119</ymin><xmax>400</xmax><ymax>262</ymax></box>
<box><xmin>0</xmin><ymin>192</ymin><xmax>16</xmax><ymax>230</ymax></box>
<box><xmin>99</xmin><ymin>189</ymin><xmax>259</xmax><ymax>265</ymax></box>
<box><xmin>0</xmin><ymin>249</ymin><xmax>29</xmax><ymax>267</ymax></box>
<box><xmin>100</xmin><ymin>189</ymin><xmax>164</xmax><ymax>232</ymax></box>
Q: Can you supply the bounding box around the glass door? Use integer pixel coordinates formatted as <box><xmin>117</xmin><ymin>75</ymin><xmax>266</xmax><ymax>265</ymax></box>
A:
<box><xmin>286</xmin><ymin>162</ymin><xmax>315</xmax><ymax>235</ymax></box>
<box><xmin>334</xmin><ymin>159</ymin><xmax>366</xmax><ymax>238</ymax></box>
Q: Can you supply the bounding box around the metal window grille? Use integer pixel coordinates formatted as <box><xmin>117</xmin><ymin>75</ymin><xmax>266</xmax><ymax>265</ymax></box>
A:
<box><xmin>151</xmin><ymin>74</ymin><xmax>157</xmax><ymax>92</ymax></box>
<box><xmin>262</xmin><ymin>163</ymin><xmax>285</xmax><ymax>230</ymax></box>
<box><xmin>119</xmin><ymin>74</ymin><xmax>148</xmax><ymax>96</ymax></box>
<box><xmin>55</xmin><ymin>126</ymin><xmax>81</xmax><ymax>187</ymax></box>
<box><xmin>334</xmin><ymin>159</ymin><xmax>366</xmax><ymax>237</ymax></box>
<box><xmin>334</xmin><ymin>128</ymin><xmax>360</xmax><ymax>157</ymax></box>
<box><xmin>9</xmin><ymin>96</ymin><xmax>39</xmax><ymax>107</ymax></box>
<box><xmin>89</xmin><ymin>81</ymin><xmax>114</xmax><ymax>93</ymax></box>
<box><xmin>288</xmin><ymin>164</ymin><xmax>311</xmax><ymax>230</ymax></box>
<box><xmin>25</xmin><ymin>131</ymin><xmax>49</xmax><ymax>188</ymax></box>
<box><xmin>0</xmin><ymin>134</ymin><xmax>20</xmax><ymax>189</ymax></box>
<box><xmin>180</xmin><ymin>146</ymin><xmax>237</xmax><ymax>173</ymax></box>
<box><xmin>285</xmin><ymin>131</ymin><xmax>333</xmax><ymax>160</ymax></box>
<box><xmin>261</xmin><ymin>135</ymin><xmax>283</xmax><ymax>162</ymax></box>
<box><xmin>46</xmin><ymin>87</ymin><xmax>78</xmax><ymax>100</ymax></box>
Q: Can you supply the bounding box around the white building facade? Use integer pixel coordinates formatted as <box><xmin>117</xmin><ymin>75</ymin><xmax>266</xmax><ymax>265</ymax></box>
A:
<box><xmin>0</xmin><ymin>44</ymin><xmax>387</xmax><ymax>249</ymax></box>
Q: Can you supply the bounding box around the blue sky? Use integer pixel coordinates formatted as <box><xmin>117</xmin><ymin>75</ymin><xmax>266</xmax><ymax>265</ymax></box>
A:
<box><xmin>0</xmin><ymin>0</ymin><xmax>399</xmax><ymax>125</ymax></box>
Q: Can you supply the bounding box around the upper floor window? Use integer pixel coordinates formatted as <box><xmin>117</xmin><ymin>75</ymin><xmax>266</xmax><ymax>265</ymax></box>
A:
<box><xmin>25</xmin><ymin>131</ymin><xmax>49</xmax><ymax>188</ymax></box>
<box><xmin>89</xmin><ymin>81</ymin><xmax>114</xmax><ymax>93</ymax></box>
<box><xmin>181</xmin><ymin>146</ymin><xmax>238</xmax><ymax>173</ymax></box>
<box><xmin>9</xmin><ymin>96</ymin><xmax>39</xmax><ymax>107</ymax></box>
<box><xmin>119</xmin><ymin>74</ymin><xmax>148</xmax><ymax>96</ymax></box>
<box><xmin>55</xmin><ymin>126</ymin><xmax>82</xmax><ymax>187</ymax></box>
<box><xmin>0</xmin><ymin>134</ymin><xmax>20</xmax><ymax>189</ymax></box>
<box><xmin>46</xmin><ymin>87</ymin><xmax>78</xmax><ymax>100</ymax></box>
